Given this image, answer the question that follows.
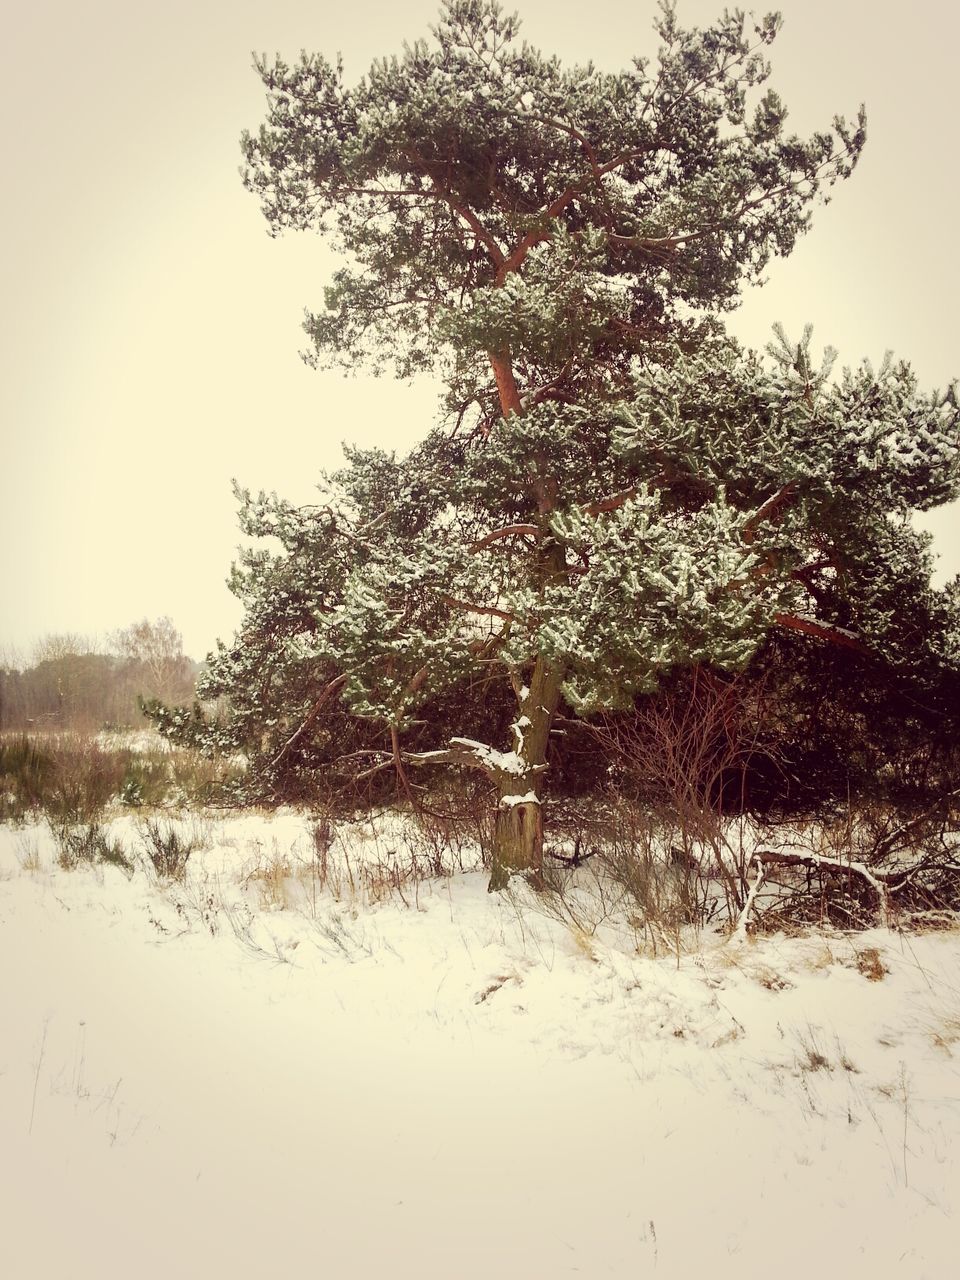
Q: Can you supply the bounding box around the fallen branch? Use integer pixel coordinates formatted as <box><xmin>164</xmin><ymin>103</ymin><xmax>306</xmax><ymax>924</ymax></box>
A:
<box><xmin>546</xmin><ymin>836</ymin><xmax>596</xmax><ymax>868</ymax></box>
<box><xmin>753</xmin><ymin>847</ymin><xmax>892</xmax><ymax>926</ymax></box>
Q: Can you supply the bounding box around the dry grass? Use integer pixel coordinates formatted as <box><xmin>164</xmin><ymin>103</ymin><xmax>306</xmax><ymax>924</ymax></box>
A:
<box><xmin>793</xmin><ymin>1024</ymin><xmax>859</xmax><ymax>1075</ymax></box>
<box><xmin>855</xmin><ymin>947</ymin><xmax>887</xmax><ymax>981</ymax></box>
<box><xmin>14</xmin><ymin>832</ymin><xmax>43</xmax><ymax>872</ymax></box>
<box><xmin>138</xmin><ymin>818</ymin><xmax>201</xmax><ymax>881</ymax></box>
<box><xmin>243</xmin><ymin>843</ymin><xmax>297</xmax><ymax>911</ymax></box>
<box><xmin>929</xmin><ymin>1014</ymin><xmax>960</xmax><ymax>1052</ymax></box>
<box><xmin>0</xmin><ymin>729</ymin><xmax>243</xmax><ymax>823</ymax></box>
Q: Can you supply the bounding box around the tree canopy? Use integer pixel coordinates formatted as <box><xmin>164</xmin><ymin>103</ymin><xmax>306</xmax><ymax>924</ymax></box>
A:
<box><xmin>243</xmin><ymin>0</ymin><xmax>864</xmax><ymax>401</ymax></box>
<box><xmin>160</xmin><ymin>2</ymin><xmax>958</xmax><ymax>889</ymax></box>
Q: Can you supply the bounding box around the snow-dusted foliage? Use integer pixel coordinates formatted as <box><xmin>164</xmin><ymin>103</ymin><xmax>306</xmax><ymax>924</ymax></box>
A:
<box><xmin>243</xmin><ymin>2</ymin><xmax>864</xmax><ymax>383</ymax></box>
<box><xmin>156</xmin><ymin>331</ymin><xmax>959</xmax><ymax>807</ymax></box>
<box><xmin>615</xmin><ymin>328</ymin><xmax>960</xmax><ymax>668</ymax></box>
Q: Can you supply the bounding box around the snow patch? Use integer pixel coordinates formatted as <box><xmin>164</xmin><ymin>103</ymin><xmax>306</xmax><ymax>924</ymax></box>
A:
<box><xmin>498</xmin><ymin>791</ymin><xmax>540</xmax><ymax>808</ymax></box>
<box><xmin>449</xmin><ymin>737</ymin><xmax>527</xmax><ymax>774</ymax></box>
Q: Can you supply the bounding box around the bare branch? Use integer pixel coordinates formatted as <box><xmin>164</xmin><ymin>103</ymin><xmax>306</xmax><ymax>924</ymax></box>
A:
<box><xmin>497</xmin><ymin>184</ymin><xmax>581</xmax><ymax>281</ymax></box>
<box><xmin>487</xmin><ymin>349</ymin><xmax>524</xmax><ymax>416</ymax></box>
<box><xmin>873</xmin><ymin>788</ymin><xmax>960</xmax><ymax>862</ymax></box>
<box><xmin>269</xmin><ymin>673</ymin><xmax>349</xmax><ymax>769</ymax></box>
<box><xmin>607</xmin><ymin>228</ymin><xmax>705</xmax><ymax>252</ymax></box>
<box><xmin>356</xmin><ymin>739</ymin><xmax>518</xmax><ymax>780</ymax></box>
<box><xmin>743</xmin><ymin>482</ymin><xmax>798</xmax><ymax>543</ymax></box>
<box><xmin>403</xmin><ymin>664</ymin><xmax>432</xmax><ymax>699</ymax></box>
<box><xmin>582</xmin><ymin>485</ymin><xmax>640</xmax><ymax>517</ymax></box>
<box><xmin>415</xmin><ymin>160</ymin><xmax>506</xmax><ymax>268</ymax></box>
<box><xmin>730</xmin><ymin>857</ymin><xmax>767</xmax><ymax>944</ymax></box>
<box><xmin>752</xmin><ymin>848</ymin><xmax>893</xmax><ymax>926</ymax></box>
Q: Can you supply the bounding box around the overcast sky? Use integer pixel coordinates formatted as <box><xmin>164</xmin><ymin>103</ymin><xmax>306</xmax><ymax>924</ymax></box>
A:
<box><xmin>2</xmin><ymin>0</ymin><xmax>957</xmax><ymax>661</ymax></box>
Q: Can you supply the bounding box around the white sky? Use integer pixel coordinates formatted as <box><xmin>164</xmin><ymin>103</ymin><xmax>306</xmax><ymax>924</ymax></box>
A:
<box><xmin>2</xmin><ymin>0</ymin><xmax>957</xmax><ymax>661</ymax></box>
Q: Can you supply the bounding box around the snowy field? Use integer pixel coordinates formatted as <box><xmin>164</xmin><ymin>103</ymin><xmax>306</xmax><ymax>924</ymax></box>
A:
<box><xmin>1</xmin><ymin>811</ymin><xmax>958</xmax><ymax>1279</ymax></box>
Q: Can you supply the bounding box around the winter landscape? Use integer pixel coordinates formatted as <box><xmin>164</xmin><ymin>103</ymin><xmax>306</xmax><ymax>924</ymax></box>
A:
<box><xmin>4</xmin><ymin>1</ymin><xmax>960</xmax><ymax>1276</ymax></box>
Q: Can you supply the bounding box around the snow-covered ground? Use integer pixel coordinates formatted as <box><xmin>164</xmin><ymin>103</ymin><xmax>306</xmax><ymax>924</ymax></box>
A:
<box><xmin>1</xmin><ymin>811</ymin><xmax>958</xmax><ymax>1279</ymax></box>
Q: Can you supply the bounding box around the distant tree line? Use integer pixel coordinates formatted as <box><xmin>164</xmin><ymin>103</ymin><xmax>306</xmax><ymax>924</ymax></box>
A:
<box><xmin>0</xmin><ymin>618</ymin><xmax>197</xmax><ymax>734</ymax></box>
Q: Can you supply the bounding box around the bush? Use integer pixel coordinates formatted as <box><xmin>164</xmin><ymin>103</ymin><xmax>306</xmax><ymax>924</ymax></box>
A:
<box><xmin>0</xmin><ymin>731</ymin><xmax>245</xmax><ymax>822</ymax></box>
<box><xmin>139</xmin><ymin>819</ymin><xmax>199</xmax><ymax>880</ymax></box>
<box><xmin>50</xmin><ymin>748</ymin><xmax>129</xmax><ymax>823</ymax></box>
<box><xmin>50</xmin><ymin>819</ymin><xmax>133</xmax><ymax>874</ymax></box>
<box><xmin>0</xmin><ymin>736</ymin><xmax>54</xmax><ymax>820</ymax></box>
<box><xmin>117</xmin><ymin>751</ymin><xmax>176</xmax><ymax>808</ymax></box>
<box><xmin>0</xmin><ymin>734</ymin><xmax>125</xmax><ymax>824</ymax></box>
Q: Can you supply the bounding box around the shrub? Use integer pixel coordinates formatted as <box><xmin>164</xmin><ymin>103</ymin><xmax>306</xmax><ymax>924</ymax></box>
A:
<box><xmin>118</xmin><ymin>752</ymin><xmax>171</xmax><ymax>808</ymax></box>
<box><xmin>38</xmin><ymin>737</ymin><xmax>130</xmax><ymax>825</ymax></box>
<box><xmin>0</xmin><ymin>736</ymin><xmax>54</xmax><ymax>820</ymax></box>
<box><xmin>50</xmin><ymin>819</ymin><xmax>134</xmax><ymax>874</ymax></box>
<box><xmin>0</xmin><ymin>730</ymin><xmax>245</xmax><ymax>822</ymax></box>
<box><xmin>139</xmin><ymin>819</ymin><xmax>199</xmax><ymax>880</ymax></box>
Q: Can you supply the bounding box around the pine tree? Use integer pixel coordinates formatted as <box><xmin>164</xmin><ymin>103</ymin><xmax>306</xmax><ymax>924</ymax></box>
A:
<box><xmin>180</xmin><ymin>2</ymin><xmax>958</xmax><ymax>888</ymax></box>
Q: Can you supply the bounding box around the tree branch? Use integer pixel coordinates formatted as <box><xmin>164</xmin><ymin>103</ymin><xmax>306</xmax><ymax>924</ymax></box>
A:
<box><xmin>582</xmin><ymin>485</ymin><xmax>640</xmax><ymax>517</ymax></box>
<box><xmin>443</xmin><ymin>595</ymin><xmax>515</xmax><ymax>622</ymax></box>
<box><xmin>743</xmin><ymin>481</ymin><xmax>798</xmax><ymax>543</ymax></box>
<box><xmin>607</xmin><ymin>228</ymin><xmax>705</xmax><ymax>253</ymax></box>
<box><xmin>752</xmin><ymin>847</ymin><xmax>894</xmax><ymax>926</ymax></box>
<box><xmin>497</xmin><ymin>184</ymin><xmax>581</xmax><ymax>282</ymax></box>
<box><xmin>730</xmin><ymin>857</ymin><xmax>767</xmax><ymax>944</ymax></box>
<box><xmin>354</xmin><ymin>740</ymin><xmax>517</xmax><ymax>782</ymax></box>
<box><xmin>269</xmin><ymin>673</ymin><xmax>349</xmax><ymax>769</ymax></box>
<box><xmin>774</xmin><ymin>612</ymin><xmax>863</xmax><ymax>651</ymax></box>
<box><xmin>470</xmin><ymin>524</ymin><xmax>542</xmax><ymax>551</ymax></box>
<box><xmin>418</xmin><ymin>164</ymin><xmax>506</xmax><ymax>269</ymax></box>
<box><xmin>487</xmin><ymin>349</ymin><xmax>523</xmax><ymax>416</ymax></box>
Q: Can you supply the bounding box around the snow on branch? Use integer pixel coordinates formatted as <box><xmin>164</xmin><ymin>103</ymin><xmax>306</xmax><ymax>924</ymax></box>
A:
<box><xmin>353</xmin><ymin>736</ymin><xmax>545</xmax><ymax>783</ymax></box>
<box><xmin>774</xmin><ymin>612</ymin><xmax>863</xmax><ymax>651</ymax></box>
<box><xmin>498</xmin><ymin>790</ymin><xmax>540</xmax><ymax>808</ymax></box>
<box><xmin>448</xmin><ymin>737</ymin><xmax>539</xmax><ymax>776</ymax></box>
<box><xmin>743</xmin><ymin>482</ymin><xmax>798</xmax><ymax>542</ymax></box>
<box><xmin>753</xmin><ymin>848</ymin><xmax>894</xmax><ymax>927</ymax></box>
<box><xmin>730</xmin><ymin>857</ymin><xmax>767</xmax><ymax>945</ymax></box>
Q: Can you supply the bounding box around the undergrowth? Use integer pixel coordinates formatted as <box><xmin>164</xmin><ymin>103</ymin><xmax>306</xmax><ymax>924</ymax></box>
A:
<box><xmin>139</xmin><ymin>819</ymin><xmax>199</xmax><ymax>881</ymax></box>
<box><xmin>49</xmin><ymin>819</ymin><xmax>134</xmax><ymax>874</ymax></box>
<box><xmin>0</xmin><ymin>730</ymin><xmax>243</xmax><ymax>822</ymax></box>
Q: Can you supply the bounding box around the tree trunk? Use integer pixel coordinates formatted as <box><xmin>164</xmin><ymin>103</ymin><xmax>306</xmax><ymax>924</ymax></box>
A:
<box><xmin>487</xmin><ymin>349</ymin><xmax>523</xmax><ymax>416</ymax></box>
<box><xmin>488</xmin><ymin>651</ymin><xmax>566</xmax><ymax>891</ymax></box>
<box><xmin>484</xmin><ymin>346</ymin><xmax>565</xmax><ymax>891</ymax></box>
<box><xmin>489</xmin><ymin>798</ymin><xmax>544</xmax><ymax>891</ymax></box>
